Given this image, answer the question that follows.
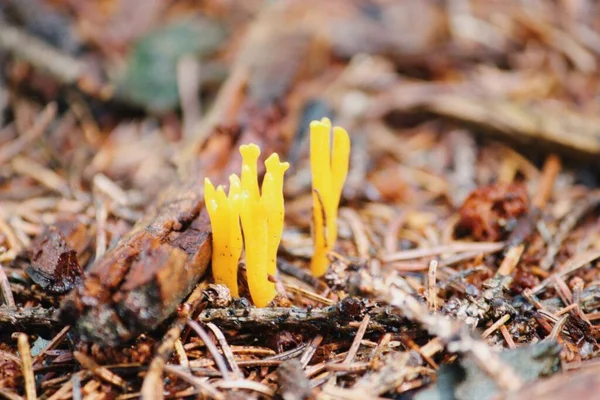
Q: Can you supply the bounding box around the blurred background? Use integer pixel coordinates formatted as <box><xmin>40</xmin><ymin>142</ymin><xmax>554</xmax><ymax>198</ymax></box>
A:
<box><xmin>3</xmin><ymin>0</ymin><xmax>600</xmax><ymax>395</ymax></box>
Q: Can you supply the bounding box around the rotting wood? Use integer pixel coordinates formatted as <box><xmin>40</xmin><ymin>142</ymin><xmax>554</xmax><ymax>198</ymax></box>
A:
<box><xmin>197</xmin><ymin>302</ymin><xmax>406</xmax><ymax>333</ymax></box>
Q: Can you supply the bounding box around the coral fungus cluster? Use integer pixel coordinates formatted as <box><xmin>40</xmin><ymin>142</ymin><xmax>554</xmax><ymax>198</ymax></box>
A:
<box><xmin>204</xmin><ymin>144</ymin><xmax>289</xmax><ymax>307</ymax></box>
<box><xmin>205</xmin><ymin>118</ymin><xmax>350</xmax><ymax>306</ymax></box>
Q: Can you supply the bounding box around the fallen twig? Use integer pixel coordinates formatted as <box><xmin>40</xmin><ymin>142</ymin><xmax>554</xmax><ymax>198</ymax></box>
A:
<box><xmin>17</xmin><ymin>333</ymin><xmax>36</xmax><ymax>400</ymax></box>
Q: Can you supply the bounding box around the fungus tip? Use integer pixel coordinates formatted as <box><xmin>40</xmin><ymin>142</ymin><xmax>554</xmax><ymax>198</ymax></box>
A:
<box><xmin>240</xmin><ymin>143</ymin><xmax>261</xmax><ymax>160</ymax></box>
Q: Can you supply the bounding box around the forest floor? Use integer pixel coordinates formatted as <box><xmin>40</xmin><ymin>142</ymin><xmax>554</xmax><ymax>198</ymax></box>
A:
<box><xmin>2</xmin><ymin>1</ymin><xmax>600</xmax><ymax>399</ymax></box>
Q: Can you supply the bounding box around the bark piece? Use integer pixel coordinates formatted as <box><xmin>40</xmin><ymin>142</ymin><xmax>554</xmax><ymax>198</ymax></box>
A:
<box><xmin>27</xmin><ymin>226</ymin><xmax>84</xmax><ymax>294</ymax></box>
<box><xmin>61</xmin><ymin>226</ymin><xmax>212</xmax><ymax>345</ymax></box>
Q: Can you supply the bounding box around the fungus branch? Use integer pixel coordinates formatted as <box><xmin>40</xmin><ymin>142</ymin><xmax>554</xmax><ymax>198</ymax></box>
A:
<box><xmin>310</xmin><ymin>118</ymin><xmax>351</xmax><ymax>277</ymax></box>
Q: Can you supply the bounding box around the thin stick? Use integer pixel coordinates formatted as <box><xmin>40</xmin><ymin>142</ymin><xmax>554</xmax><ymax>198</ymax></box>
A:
<box><xmin>94</xmin><ymin>195</ymin><xmax>108</xmax><ymax>261</ymax></box>
<box><xmin>46</xmin><ymin>371</ymin><xmax>87</xmax><ymax>400</ymax></box>
<box><xmin>187</xmin><ymin>321</ymin><xmax>230</xmax><ymax>380</ymax></box>
<box><xmin>482</xmin><ymin>314</ymin><xmax>511</xmax><ymax>338</ymax></box>
<box><xmin>0</xmin><ymin>217</ymin><xmax>22</xmax><ymax>255</ymax></box>
<box><xmin>499</xmin><ymin>325</ymin><xmax>516</xmax><ymax>349</ymax></box>
<box><xmin>163</xmin><ymin>365</ymin><xmax>223</xmax><ymax>400</ymax></box>
<box><xmin>206</xmin><ymin>323</ymin><xmax>241</xmax><ymax>379</ymax></box>
<box><xmin>300</xmin><ymin>334</ymin><xmax>323</xmax><ymax>369</ymax></box>
<box><xmin>0</xmin><ymin>349</ymin><xmax>21</xmax><ymax>365</ymax></box>
<box><xmin>141</xmin><ymin>324</ymin><xmax>181</xmax><ymax>400</ymax></box>
<box><xmin>370</xmin><ymin>333</ymin><xmax>391</xmax><ymax>364</ymax></box>
<box><xmin>177</xmin><ymin>56</ymin><xmax>202</xmax><ymax>140</ymax></box>
<box><xmin>570</xmin><ymin>277</ymin><xmax>592</xmax><ymax>325</ymax></box>
<box><xmin>383</xmin><ymin>242</ymin><xmax>504</xmax><ymax>262</ymax></box>
<box><xmin>12</xmin><ymin>157</ymin><xmax>71</xmax><ymax>197</ymax></box>
<box><xmin>326</xmin><ymin>362</ymin><xmax>370</xmax><ymax>372</ymax></box>
<box><xmin>384</xmin><ymin>212</ymin><xmax>406</xmax><ymax>254</ymax></box>
<box><xmin>93</xmin><ymin>174</ymin><xmax>129</xmax><ymax>206</ymax></box>
<box><xmin>0</xmin><ymin>388</ymin><xmax>23</xmax><ymax>400</ymax></box>
<box><xmin>0</xmin><ymin>263</ymin><xmax>15</xmax><ymax>307</ymax></box>
<box><xmin>427</xmin><ymin>260</ymin><xmax>438</xmax><ymax>312</ymax></box>
<box><xmin>402</xmin><ymin>337</ymin><xmax>439</xmax><ymax>370</ymax></box>
<box><xmin>174</xmin><ymin>339</ymin><xmax>190</xmax><ymax>371</ymax></box>
<box><xmin>18</xmin><ymin>333</ymin><xmax>37</xmax><ymax>400</ymax></box>
<box><xmin>546</xmin><ymin>315</ymin><xmax>568</xmax><ymax>341</ymax></box>
<box><xmin>555</xmin><ymin>303</ymin><xmax>578</xmax><ymax>316</ymax></box>
<box><xmin>283</xmin><ymin>284</ymin><xmax>334</xmax><ymax>305</ymax></box>
<box><xmin>73</xmin><ymin>352</ymin><xmax>127</xmax><ymax>389</ymax></box>
<box><xmin>33</xmin><ymin>325</ymin><xmax>70</xmax><ymax>367</ymax></box>
<box><xmin>0</xmin><ymin>103</ymin><xmax>56</xmax><ymax>165</ymax></box>
<box><xmin>541</xmin><ymin>192</ymin><xmax>600</xmax><ymax>270</ymax></box>
<box><xmin>552</xmin><ymin>275</ymin><xmax>573</xmax><ymax>305</ymax></box>
<box><xmin>343</xmin><ymin>315</ymin><xmax>370</xmax><ymax>364</ymax></box>
<box><xmin>213</xmin><ymin>380</ymin><xmax>275</xmax><ymax>398</ymax></box>
<box><xmin>0</xmin><ymin>306</ymin><xmax>59</xmax><ymax>327</ymax></box>
<box><xmin>198</xmin><ymin>305</ymin><xmax>404</xmax><ymax>332</ymax></box>
<box><xmin>72</xmin><ymin>373</ymin><xmax>82</xmax><ymax>400</ymax></box>
<box><xmin>532</xmin><ymin>154</ymin><xmax>561</xmax><ymax>209</ymax></box>
<box><xmin>532</xmin><ymin>249</ymin><xmax>600</xmax><ymax>294</ymax></box>
<box><xmin>340</xmin><ymin>208</ymin><xmax>370</xmax><ymax>260</ymax></box>
<box><xmin>420</xmin><ymin>338</ymin><xmax>444</xmax><ymax>359</ymax></box>
<box><xmin>0</xmin><ymin>23</ymin><xmax>108</xmax><ymax>97</ymax></box>
<box><xmin>497</xmin><ymin>245</ymin><xmax>524</xmax><ymax>276</ymax></box>
<box><xmin>140</xmin><ymin>284</ymin><xmax>206</xmax><ymax>399</ymax></box>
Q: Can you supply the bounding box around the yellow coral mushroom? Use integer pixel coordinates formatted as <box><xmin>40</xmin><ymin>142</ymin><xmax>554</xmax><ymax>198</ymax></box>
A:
<box><xmin>240</xmin><ymin>144</ymin><xmax>261</xmax><ymax>202</ymax></box>
<box><xmin>205</xmin><ymin>144</ymin><xmax>289</xmax><ymax>307</ymax></box>
<box><xmin>263</xmin><ymin>154</ymin><xmax>290</xmax><ymax>278</ymax></box>
<box><xmin>204</xmin><ymin>175</ymin><xmax>243</xmax><ymax>297</ymax></box>
<box><xmin>310</xmin><ymin>118</ymin><xmax>351</xmax><ymax>277</ymax></box>
<box><xmin>239</xmin><ymin>145</ymin><xmax>290</xmax><ymax>307</ymax></box>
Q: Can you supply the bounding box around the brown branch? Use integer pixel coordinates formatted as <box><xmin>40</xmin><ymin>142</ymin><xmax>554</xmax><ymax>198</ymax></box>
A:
<box><xmin>197</xmin><ymin>303</ymin><xmax>405</xmax><ymax>333</ymax></box>
<box><xmin>0</xmin><ymin>306</ymin><xmax>59</xmax><ymax>327</ymax></box>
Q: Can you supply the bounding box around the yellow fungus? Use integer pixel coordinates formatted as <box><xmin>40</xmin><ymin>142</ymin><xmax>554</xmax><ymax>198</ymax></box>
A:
<box><xmin>204</xmin><ymin>177</ymin><xmax>242</xmax><ymax>297</ymax></box>
<box><xmin>310</xmin><ymin>118</ymin><xmax>351</xmax><ymax>277</ymax></box>
<box><xmin>240</xmin><ymin>189</ymin><xmax>274</xmax><ymax>307</ymax></box>
<box><xmin>240</xmin><ymin>144</ymin><xmax>261</xmax><ymax>203</ymax></box>
<box><xmin>263</xmin><ymin>154</ymin><xmax>290</xmax><ymax>277</ymax></box>
<box><xmin>204</xmin><ymin>144</ymin><xmax>289</xmax><ymax>307</ymax></box>
<box><xmin>226</xmin><ymin>174</ymin><xmax>243</xmax><ymax>296</ymax></box>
